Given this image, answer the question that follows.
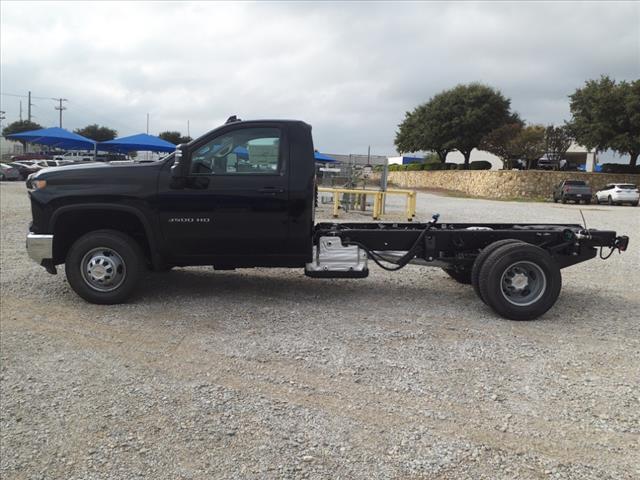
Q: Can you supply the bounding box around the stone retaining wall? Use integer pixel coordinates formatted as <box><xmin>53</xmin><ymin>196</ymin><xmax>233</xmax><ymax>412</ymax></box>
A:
<box><xmin>377</xmin><ymin>170</ymin><xmax>640</xmax><ymax>200</ymax></box>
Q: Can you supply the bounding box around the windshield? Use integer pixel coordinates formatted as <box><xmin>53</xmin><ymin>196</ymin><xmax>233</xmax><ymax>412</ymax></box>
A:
<box><xmin>565</xmin><ymin>181</ymin><xmax>586</xmax><ymax>186</ymax></box>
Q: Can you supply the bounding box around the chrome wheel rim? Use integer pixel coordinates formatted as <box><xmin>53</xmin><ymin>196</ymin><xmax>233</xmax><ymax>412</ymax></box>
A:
<box><xmin>500</xmin><ymin>261</ymin><xmax>546</xmax><ymax>307</ymax></box>
<box><xmin>81</xmin><ymin>247</ymin><xmax>126</xmax><ymax>292</ymax></box>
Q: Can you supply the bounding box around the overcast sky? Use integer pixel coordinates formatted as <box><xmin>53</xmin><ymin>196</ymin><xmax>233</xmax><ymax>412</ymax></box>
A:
<box><xmin>1</xmin><ymin>1</ymin><xmax>638</xmax><ymax>155</ymax></box>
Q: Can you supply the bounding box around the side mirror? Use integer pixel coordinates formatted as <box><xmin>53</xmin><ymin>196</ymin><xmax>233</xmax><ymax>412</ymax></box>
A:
<box><xmin>170</xmin><ymin>145</ymin><xmax>188</xmax><ymax>189</ymax></box>
<box><xmin>170</xmin><ymin>145</ymin><xmax>187</xmax><ymax>178</ymax></box>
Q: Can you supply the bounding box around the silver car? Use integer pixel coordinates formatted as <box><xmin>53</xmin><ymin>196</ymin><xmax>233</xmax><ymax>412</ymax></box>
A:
<box><xmin>0</xmin><ymin>163</ymin><xmax>21</xmax><ymax>181</ymax></box>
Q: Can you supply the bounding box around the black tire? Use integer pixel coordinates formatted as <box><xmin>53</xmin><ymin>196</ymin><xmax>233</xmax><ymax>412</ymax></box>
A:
<box><xmin>608</xmin><ymin>196</ymin><xmax>613</xmax><ymax>206</ymax></box>
<box><xmin>478</xmin><ymin>243</ymin><xmax>562</xmax><ymax>321</ymax></box>
<box><xmin>633</xmin><ymin>201</ymin><xmax>639</xmax><ymax>207</ymax></box>
<box><xmin>442</xmin><ymin>267</ymin><xmax>472</xmax><ymax>284</ymax></box>
<box><xmin>585</xmin><ymin>199</ymin><xmax>591</xmax><ymax>205</ymax></box>
<box><xmin>471</xmin><ymin>239</ymin><xmax>525</xmax><ymax>304</ymax></box>
<box><xmin>553</xmin><ymin>196</ymin><xmax>558</xmax><ymax>203</ymax></box>
<box><xmin>65</xmin><ymin>229</ymin><xmax>145</xmax><ymax>304</ymax></box>
<box><xmin>594</xmin><ymin>196</ymin><xmax>599</xmax><ymax>204</ymax></box>
<box><xmin>561</xmin><ymin>195</ymin><xmax>567</xmax><ymax>204</ymax></box>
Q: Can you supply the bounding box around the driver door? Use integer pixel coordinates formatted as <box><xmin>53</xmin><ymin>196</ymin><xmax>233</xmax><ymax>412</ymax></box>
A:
<box><xmin>156</xmin><ymin>123</ymin><xmax>290</xmax><ymax>264</ymax></box>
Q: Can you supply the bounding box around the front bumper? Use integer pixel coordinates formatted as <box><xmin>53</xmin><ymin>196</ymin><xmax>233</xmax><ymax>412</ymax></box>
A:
<box><xmin>26</xmin><ymin>233</ymin><xmax>53</xmax><ymax>265</ymax></box>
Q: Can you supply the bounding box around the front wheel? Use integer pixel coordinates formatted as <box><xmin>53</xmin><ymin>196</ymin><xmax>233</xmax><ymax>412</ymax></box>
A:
<box><xmin>608</xmin><ymin>196</ymin><xmax>614</xmax><ymax>206</ymax></box>
<box><xmin>478</xmin><ymin>243</ymin><xmax>562</xmax><ymax>320</ymax></box>
<box><xmin>65</xmin><ymin>230</ymin><xmax>145</xmax><ymax>304</ymax></box>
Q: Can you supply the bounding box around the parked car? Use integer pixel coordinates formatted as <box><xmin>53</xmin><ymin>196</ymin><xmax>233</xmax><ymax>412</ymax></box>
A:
<box><xmin>538</xmin><ymin>154</ymin><xmax>566</xmax><ymax>171</ymax></box>
<box><xmin>594</xmin><ymin>184</ymin><xmax>639</xmax><ymax>206</ymax></box>
<box><xmin>10</xmin><ymin>153</ymin><xmax>52</xmax><ymax>162</ymax></box>
<box><xmin>0</xmin><ymin>163</ymin><xmax>21</xmax><ymax>181</ymax></box>
<box><xmin>8</xmin><ymin>162</ymin><xmax>39</xmax><ymax>180</ymax></box>
<box><xmin>14</xmin><ymin>159</ymin><xmax>63</xmax><ymax>169</ymax></box>
<box><xmin>553</xmin><ymin>180</ymin><xmax>592</xmax><ymax>204</ymax></box>
<box><xmin>52</xmin><ymin>151</ymin><xmax>95</xmax><ymax>163</ymax></box>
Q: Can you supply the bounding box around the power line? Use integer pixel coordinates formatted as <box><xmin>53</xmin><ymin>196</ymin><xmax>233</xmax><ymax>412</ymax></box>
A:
<box><xmin>1</xmin><ymin>92</ymin><xmax>52</xmax><ymax>100</ymax></box>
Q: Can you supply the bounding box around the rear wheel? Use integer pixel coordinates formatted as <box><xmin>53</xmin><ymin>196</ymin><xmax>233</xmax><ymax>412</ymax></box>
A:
<box><xmin>561</xmin><ymin>195</ymin><xmax>567</xmax><ymax>204</ymax></box>
<box><xmin>471</xmin><ymin>239</ymin><xmax>525</xmax><ymax>304</ymax></box>
<box><xmin>633</xmin><ymin>201</ymin><xmax>639</xmax><ymax>207</ymax></box>
<box><xmin>65</xmin><ymin>230</ymin><xmax>145</xmax><ymax>304</ymax></box>
<box><xmin>478</xmin><ymin>243</ymin><xmax>562</xmax><ymax>320</ymax></box>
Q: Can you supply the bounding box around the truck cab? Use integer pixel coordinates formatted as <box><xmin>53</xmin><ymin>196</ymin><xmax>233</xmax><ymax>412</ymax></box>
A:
<box><xmin>159</xmin><ymin>119</ymin><xmax>315</xmax><ymax>268</ymax></box>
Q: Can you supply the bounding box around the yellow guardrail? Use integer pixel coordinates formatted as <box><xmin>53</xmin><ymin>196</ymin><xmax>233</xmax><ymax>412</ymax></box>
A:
<box><xmin>317</xmin><ymin>187</ymin><xmax>417</xmax><ymax>221</ymax></box>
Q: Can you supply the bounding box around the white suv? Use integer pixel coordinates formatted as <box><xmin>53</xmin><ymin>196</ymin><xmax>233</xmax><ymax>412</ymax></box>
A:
<box><xmin>594</xmin><ymin>184</ymin><xmax>639</xmax><ymax>206</ymax></box>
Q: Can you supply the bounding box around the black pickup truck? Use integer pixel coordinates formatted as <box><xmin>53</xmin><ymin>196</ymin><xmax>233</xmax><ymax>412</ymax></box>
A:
<box><xmin>26</xmin><ymin>117</ymin><xmax>629</xmax><ymax>320</ymax></box>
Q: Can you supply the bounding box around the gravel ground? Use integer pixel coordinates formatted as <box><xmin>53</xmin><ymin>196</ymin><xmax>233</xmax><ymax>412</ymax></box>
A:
<box><xmin>1</xmin><ymin>181</ymin><xmax>639</xmax><ymax>479</ymax></box>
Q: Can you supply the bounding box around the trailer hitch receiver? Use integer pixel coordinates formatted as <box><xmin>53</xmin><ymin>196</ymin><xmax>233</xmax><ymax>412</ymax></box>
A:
<box><xmin>615</xmin><ymin>235</ymin><xmax>629</xmax><ymax>252</ymax></box>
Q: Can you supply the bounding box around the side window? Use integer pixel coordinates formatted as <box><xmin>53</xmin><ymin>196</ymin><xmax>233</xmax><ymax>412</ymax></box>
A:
<box><xmin>190</xmin><ymin>127</ymin><xmax>281</xmax><ymax>175</ymax></box>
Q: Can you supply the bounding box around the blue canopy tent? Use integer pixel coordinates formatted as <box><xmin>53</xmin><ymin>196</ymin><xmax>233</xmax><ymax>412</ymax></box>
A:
<box><xmin>98</xmin><ymin>133</ymin><xmax>176</xmax><ymax>153</ymax></box>
<box><xmin>6</xmin><ymin>127</ymin><xmax>96</xmax><ymax>150</ymax></box>
<box><xmin>233</xmin><ymin>146</ymin><xmax>249</xmax><ymax>159</ymax></box>
<box><xmin>314</xmin><ymin>151</ymin><xmax>337</xmax><ymax>162</ymax></box>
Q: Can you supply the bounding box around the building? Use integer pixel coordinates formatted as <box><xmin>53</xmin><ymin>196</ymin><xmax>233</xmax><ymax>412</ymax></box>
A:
<box><xmin>0</xmin><ymin>138</ymin><xmax>25</xmax><ymax>159</ymax></box>
<box><xmin>391</xmin><ymin>143</ymin><xmax>597</xmax><ymax>171</ymax></box>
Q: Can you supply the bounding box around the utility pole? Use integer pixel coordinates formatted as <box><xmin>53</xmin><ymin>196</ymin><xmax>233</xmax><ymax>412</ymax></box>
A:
<box><xmin>146</xmin><ymin>113</ymin><xmax>150</xmax><ymax>161</ymax></box>
<box><xmin>19</xmin><ymin>101</ymin><xmax>23</xmax><ymax>121</ymax></box>
<box><xmin>28</xmin><ymin>91</ymin><xmax>33</xmax><ymax>122</ymax></box>
<box><xmin>187</xmin><ymin>120</ymin><xmax>190</xmax><ymax>138</ymax></box>
<box><xmin>53</xmin><ymin>98</ymin><xmax>68</xmax><ymax>127</ymax></box>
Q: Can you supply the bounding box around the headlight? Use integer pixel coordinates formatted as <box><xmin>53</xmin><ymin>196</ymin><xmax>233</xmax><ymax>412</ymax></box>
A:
<box><xmin>26</xmin><ymin>174</ymin><xmax>46</xmax><ymax>190</ymax></box>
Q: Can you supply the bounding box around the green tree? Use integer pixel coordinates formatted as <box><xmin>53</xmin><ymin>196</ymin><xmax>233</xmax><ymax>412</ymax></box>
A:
<box><xmin>158</xmin><ymin>131</ymin><xmax>192</xmax><ymax>145</ymax></box>
<box><xmin>568</xmin><ymin>76</ymin><xmax>640</xmax><ymax>166</ymax></box>
<box><xmin>74</xmin><ymin>124</ymin><xmax>117</xmax><ymax>142</ymax></box>
<box><xmin>2</xmin><ymin>120</ymin><xmax>44</xmax><ymax>149</ymax></box>
<box><xmin>396</xmin><ymin>83</ymin><xmax>515</xmax><ymax>167</ymax></box>
<box><xmin>479</xmin><ymin>123</ymin><xmax>523</xmax><ymax>169</ymax></box>
<box><xmin>514</xmin><ymin>125</ymin><xmax>546</xmax><ymax>170</ymax></box>
<box><xmin>395</xmin><ymin>105</ymin><xmax>452</xmax><ymax>162</ymax></box>
<box><xmin>544</xmin><ymin>125</ymin><xmax>573</xmax><ymax>164</ymax></box>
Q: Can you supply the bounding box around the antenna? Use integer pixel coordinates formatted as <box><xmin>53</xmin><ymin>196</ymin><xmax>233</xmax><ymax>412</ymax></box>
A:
<box><xmin>578</xmin><ymin>209</ymin><xmax>591</xmax><ymax>238</ymax></box>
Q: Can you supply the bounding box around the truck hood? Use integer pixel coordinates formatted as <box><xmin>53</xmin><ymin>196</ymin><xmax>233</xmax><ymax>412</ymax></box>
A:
<box><xmin>29</xmin><ymin>160</ymin><xmax>168</xmax><ymax>197</ymax></box>
<box><xmin>32</xmin><ymin>160</ymin><xmax>165</xmax><ymax>182</ymax></box>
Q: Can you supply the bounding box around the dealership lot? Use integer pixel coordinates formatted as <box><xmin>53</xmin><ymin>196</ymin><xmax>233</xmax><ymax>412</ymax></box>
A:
<box><xmin>1</xmin><ymin>181</ymin><xmax>638</xmax><ymax>479</ymax></box>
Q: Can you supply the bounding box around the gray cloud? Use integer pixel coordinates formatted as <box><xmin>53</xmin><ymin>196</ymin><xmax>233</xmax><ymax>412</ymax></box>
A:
<box><xmin>1</xmin><ymin>1</ymin><xmax>638</xmax><ymax>155</ymax></box>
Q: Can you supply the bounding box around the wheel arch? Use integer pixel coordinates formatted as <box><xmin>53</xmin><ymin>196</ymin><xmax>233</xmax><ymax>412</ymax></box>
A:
<box><xmin>50</xmin><ymin>204</ymin><xmax>159</xmax><ymax>267</ymax></box>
